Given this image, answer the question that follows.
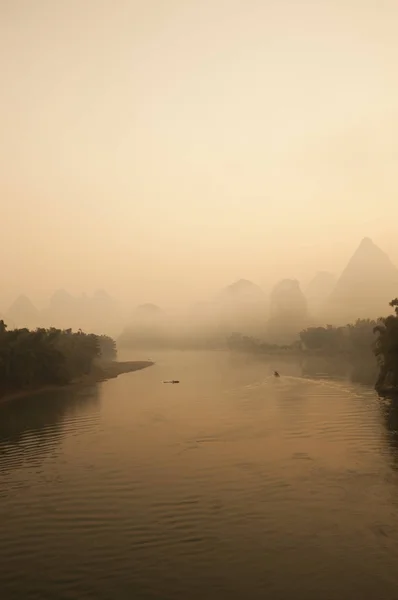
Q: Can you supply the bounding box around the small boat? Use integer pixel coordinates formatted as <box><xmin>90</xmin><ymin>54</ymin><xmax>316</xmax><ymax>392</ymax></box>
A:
<box><xmin>162</xmin><ymin>380</ymin><xmax>180</xmax><ymax>384</ymax></box>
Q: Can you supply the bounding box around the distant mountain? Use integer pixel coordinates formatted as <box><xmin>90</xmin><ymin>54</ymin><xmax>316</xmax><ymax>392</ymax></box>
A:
<box><xmin>92</xmin><ymin>289</ymin><xmax>114</xmax><ymax>309</ymax></box>
<box><xmin>216</xmin><ymin>279</ymin><xmax>267</xmax><ymax>334</ymax></box>
<box><xmin>269</xmin><ymin>279</ymin><xmax>307</xmax><ymax>320</ymax></box>
<box><xmin>128</xmin><ymin>303</ymin><xmax>164</xmax><ymax>325</ymax></box>
<box><xmin>6</xmin><ymin>295</ymin><xmax>39</xmax><ymax>328</ymax></box>
<box><xmin>327</xmin><ymin>238</ymin><xmax>398</xmax><ymax>322</ymax></box>
<box><xmin>118</xmin><ymin>303</ymin><xmax>168</xmax><ymax>348</ymax></box>
<box><xmin>306</xmin><ymin>271</ymin><xmax>336</xmax><ymax>316</ymax></box>
<box><xmin>42</xmin><ymin>289</ymin><xmax>120</xmax><ymax>335</ymax></box>
<box><xmin>134</xmin><ymin>303</ymin><xmax>163</xmax><ymax>316</ymax></box>
<box><xmin>49</xmin><ymin>289</ymin><xmax>74</xmax><ymax>310</ymax></box>
<box><xmin>85</xmin><ymin>290</ymin><xmax>119</xmax><ymax>333</ymax></box>
<box><xmin>218</xmin><ymin>279</ymin><xmax>266</xmax><ymax>303</ymax></box>
<box><xmin>268</xmin><ymin>279</ymin><xmax>308</xmax><ymax>343</ymax></box>
<box><xmin>43</xmin><ymin>289</ymin><xmax>80</xmax><ymax>329</ymax></box>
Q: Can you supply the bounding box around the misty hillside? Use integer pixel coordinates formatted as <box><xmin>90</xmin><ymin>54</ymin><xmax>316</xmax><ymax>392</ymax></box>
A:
<box><xmin>327</xmin><ymin>238</ymin><xmax>398</xmax><ymax>321</ymax></box>
<box><xmin>218</xmin><ymin>279</ymin><xmax>266</xmax><ymax>303</ymax></box>
<box><xmin>44</xmin><ymin>290</ymin><xmax>120</xmax><ymax>334</ymax></box>
<box><xmin>306</xmin><ymin>271</ymin><xmax>336</xmax><ymax>315</ymax></box>
<box><xmin>268</xmin><ymin>279</ymin><xmax>308</xmax><ymax>343</ymax></box>
<box><xmin>269</xmin><ymin>279</ymin><xmax>307</xmax><ymax>320</ymax></box>
<box><xmin>6</xmin><ymin>295</ymin><xmax>40</xmax><ymax>329</ymax></box>
<box><xmin>119</xmin><ymin>303</ymin><xmax>168</xmax><ymax>344</ymax></box>
<box><xmin>215</xmin><ymin>279</ymin><xmax>267</xmax><ymax>335</ymax></box>
<box><xmin>3</xmin><ymin>290</ymin><xmax>122</xmax><ymax>336</ymax></box>
<box><xmin>4</xmin><ymin>238</ymin><xmax>398</xmax><ymax>343</ymax></box>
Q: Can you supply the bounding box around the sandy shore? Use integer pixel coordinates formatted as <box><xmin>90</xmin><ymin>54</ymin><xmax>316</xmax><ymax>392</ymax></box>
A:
<box><xmin>0</xmin><ymin>360</ymin><xmax>154</xmax><ymax>405</ymax></box>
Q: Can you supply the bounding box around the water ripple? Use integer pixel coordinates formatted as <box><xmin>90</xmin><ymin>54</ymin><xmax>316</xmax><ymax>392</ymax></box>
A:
<box><xmin>1</xmin><ymin>352</ymin><xmax>398</xmax><ymax>600</ymax></box>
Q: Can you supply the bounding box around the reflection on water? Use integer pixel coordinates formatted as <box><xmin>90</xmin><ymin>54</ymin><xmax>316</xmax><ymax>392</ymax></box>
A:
<box><xmin>301</xmin><ymin>353</ymin><xmax>379</xmax><ymax>386</ymax></box>
<box><xmin>379</xmin><ymin>396</ymin><xmax>398</xmax><ymax>471</ymax></box>
<box><xmin>0</xmin><ymin>385</ymin><xmax>100</xmax><ymax>444</ymax></box>
<box><xmin>0</xmin><ymin>386</ymin><xmax>100</xmax><ymax>477</ymax></box>
<box><xmin>1</xmin><ymin>351</ymin><xmax>398</xmax><ymax>600</ymax></box>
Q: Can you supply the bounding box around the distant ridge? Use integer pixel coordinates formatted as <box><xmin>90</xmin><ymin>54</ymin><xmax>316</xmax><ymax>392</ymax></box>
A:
<box><xmin>216</xmin><ymin>279</ymin><xmax>266</xmax><ymax>335</ymax></box>
<box><xmin>218</xmin><ymin>279</ymin><xmax>265</xmax><ymax>302</ymax></box>
<box><xmin>6</xmin><ymin>295</ymin><xmax>39</xmax><ymax>328</ymax></box>
<box><xmin>267</xmin><ymin>279</ymin><xmax>308</xmax><ymax>344</ymax></box>
<box><xmin>327</xmin><ymin>238</ymin><xmax>398</xmax><ymax>321</ymax></box>
<box><xmin>306</xmin><ymin>271</ymin><xmax>336</xmax><ymax>299</ymax></box>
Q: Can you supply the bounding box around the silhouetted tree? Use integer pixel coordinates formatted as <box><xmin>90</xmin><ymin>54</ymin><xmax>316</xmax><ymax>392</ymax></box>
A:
<box><xmin>228</xmin><ymin>318</ymin><xmax>379</xmax><ymax>359</ymax></box>
<box><xmin>0</xmin><ymin>325</ymin><xmax>117</xmax><ymax>395</ymax></box>
<box><xmin>98</xmin><ymin>335</ymin><xmax>117</xmax><ymax>360</ymax></box>
<box><xmin>374</xmin><ymin>299</ymin><xmax>398</xmax><ymax>390</ymax></box>
<box><xmin>299</xmin><ymin>320</ymin><xmax>377</xmax><ymax>355</ymax></box>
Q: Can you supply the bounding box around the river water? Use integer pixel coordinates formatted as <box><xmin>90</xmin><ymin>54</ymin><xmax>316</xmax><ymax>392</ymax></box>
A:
<box><xmin>1</xmin><ymin>351</ymin><xmax>398</xmax><ymax>600</ymax></box>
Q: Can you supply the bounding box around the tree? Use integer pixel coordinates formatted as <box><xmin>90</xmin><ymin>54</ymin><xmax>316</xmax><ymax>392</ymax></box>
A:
<box><xmin>0</xmin><ymin>326</ymin><xmax>117</xmax><ymax>395</ymax></box>
<box><xmin>374</xmin><ymin>299</ymin><xmax>398</xmax><ymax>389</ymax></box>
<box><xmin>98</xmin><ymin>335</ymin><xmax>117</xmax><ymax>360</ymax></box>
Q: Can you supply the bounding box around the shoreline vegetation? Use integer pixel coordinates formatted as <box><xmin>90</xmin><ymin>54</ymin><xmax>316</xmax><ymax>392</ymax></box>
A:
<box><xmin>0</xmin><ymin>319</ymin><xmax>154</xmax><ymax>405</ymax></box>
<box><xmin>226</xmin><ymin>299</ymin><xmax>398</xmax><ymax>396</ymax></box>
<box><xmin>2</xmin><ymin>296</ymin><xmax>398</xmax><ymax>402</ymax></box>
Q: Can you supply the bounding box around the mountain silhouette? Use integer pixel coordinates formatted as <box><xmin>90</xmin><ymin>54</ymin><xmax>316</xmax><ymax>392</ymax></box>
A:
<box><xmin>41</xmin><ymin>289</ymin><xmax>120</xmax><ymax>335</ymax></box>
<box><xmin>306</xmin><ymin>271</ymin><xmax>336</xmax><ymax>316</ymax></box>
<box><xmin>216</xmin><ymin>279</ymin><xmax>267</xmax><ymax>334</ymax></box>
<box><xmin>267</xmin><ymin>279</ymin><xmax>308</xmax><ymax>343</ymax></box>
<box><xmin>327</xmin><ymin>237</ymin><xmax>398</xmax><ymax>321</ymax></box>
<box><xmin>306</xmin><ymin>271</ymin><xmax>336</xmax><ymax>299</ymax></box>
<box><xmin>218</xmin><ymin>279</ymin><xmax>265</xmax><ymax>303</ymax></box>
<box><xmin>6</xmin><ymin>295</ymin><xmax>39</xmax><ymax>328</ymax></box>
<box><xmin>125</xmin><ymin>303</ymin><xmax>165</xmax><ymax>328</ymax></box>
<box><xmin>269</xmin><ymin>279</ymin><xmax>307</xmax><ymax>320</ymax></box>
<box><xmin>49</xmin><ymin>289</ymin><xmax>74</xmax><ymax>310</ymax></box>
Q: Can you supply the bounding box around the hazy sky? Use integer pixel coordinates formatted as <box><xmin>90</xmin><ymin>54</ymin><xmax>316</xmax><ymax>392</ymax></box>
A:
<box><xmin>2</xmin><ymin>0</ymin><xmax>398</xmax><ymax>308</ymax></box>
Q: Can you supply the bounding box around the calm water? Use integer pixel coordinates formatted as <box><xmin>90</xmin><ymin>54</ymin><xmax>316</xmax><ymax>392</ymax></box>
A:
<box><xmin>1</xmin><ymin>351</ymin><xmax>398</xmax><ymax>600</ymax></box>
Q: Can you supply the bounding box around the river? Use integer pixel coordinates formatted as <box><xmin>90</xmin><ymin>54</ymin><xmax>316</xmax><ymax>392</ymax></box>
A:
<box><xmin>1</xmin><ymin>350</ymin><xmax>398</xmax><ymax>599</ymax></box>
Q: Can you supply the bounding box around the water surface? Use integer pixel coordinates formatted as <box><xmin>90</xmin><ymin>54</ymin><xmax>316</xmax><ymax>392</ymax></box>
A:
<box><xmin>1</xmin><ymin>351</ymin><xmax>398</xmax><ymax>599</ymax></box>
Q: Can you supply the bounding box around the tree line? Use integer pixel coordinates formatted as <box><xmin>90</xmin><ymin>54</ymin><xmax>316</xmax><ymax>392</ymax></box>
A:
<box><xmin>301</xmin><ymin>301</ymin><xmax>398</xmax><ymax>392</ymax></box>
<box><xmin>374</xmin><ymin>299</ymin><xmax>398</xmax><ymax>390</ymax></box>
<box><xmin>228</xmin><ymin>318</ymin><xmax>381</xmax><ymax>357</ymax></box>
<box><xmin>299</xmin><ymin>319</ymin><xmax>378</xmax><ymax>356</ymax></box>
<box><xmin>0</xmin><ymin>321</ymin><xmax>117</xmax><ymax>394</ymax></box>
<box><xmin>228</xmin><ymin>300</ymin><xmax>398</xmax><ymax>393</ymax></box>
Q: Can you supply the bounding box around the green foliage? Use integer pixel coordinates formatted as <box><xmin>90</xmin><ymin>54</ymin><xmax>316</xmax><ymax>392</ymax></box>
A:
<box><xmin>98</xmin><ymin>335</ymin><xmax>117</xmax><ymax>361</ymax></box>
<box><xmin>300</xmin><ymin>319</ymin><xmax>378</xmax><ymax>355</ymax></box>
<box><xmin>227</xmin><ymin>332</ymin><xmax>301</xmax><ymax>354</ymax></box>
<box><xmin>0</xmin><ymin>324</ymin><xmax>117</xmax><ymax>394</ymax></box>
<box><xmin>373</xmin><ymin>299</ymin><xmax>398</xmax><ymax>389</ymax></box>
<box><xmin>300</xmin><ymin>325</ymin><xmax>345</xmax><ymax>353</ymax></box>
<box><xmin>228</xmin><ymin>319</ymin><xmax>379</xmax><ymax>357</ymax></box>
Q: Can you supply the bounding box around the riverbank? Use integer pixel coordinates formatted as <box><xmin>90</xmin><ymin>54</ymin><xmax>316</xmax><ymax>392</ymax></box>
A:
<box><xmin>0</xmin><ymin>360</ymin><xmax>154</xmax><ymax>405</ymax></box>
<box><xmin>375</xmin><ymin>385</ymin><xmax>398</xmax><ymax>398</ymax></box>
<box><xmin>89</xmin><ymin>360</ymin><xmax>154</xmax><ymax>382</ymax></box>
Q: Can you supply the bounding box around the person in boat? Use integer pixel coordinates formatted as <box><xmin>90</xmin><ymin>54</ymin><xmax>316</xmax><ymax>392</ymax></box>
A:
<box><xmin>274</xmin><ymin>371</ymin><xmax>280</xmax><ymax>377</ymax></box>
